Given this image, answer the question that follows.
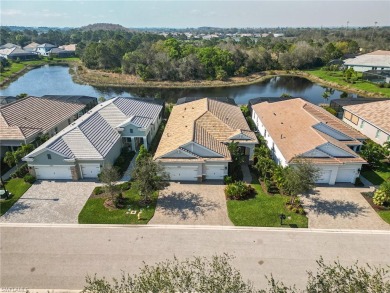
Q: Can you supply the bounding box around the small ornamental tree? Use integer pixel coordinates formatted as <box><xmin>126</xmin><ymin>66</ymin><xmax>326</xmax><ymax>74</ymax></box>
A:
<box><xmin>360</xmin><ymin>140</ymin><xmax>387</xmax><ymax>168</ymax></box>
<box><xmin>132</xmin><ymin>156</ymin><xmax>170</xmax><ymax>204</ymax></box>
<box><xmin>99</xmin><ymin>164</ymin><xmax>120</xmax><ymax>201</ymax></box>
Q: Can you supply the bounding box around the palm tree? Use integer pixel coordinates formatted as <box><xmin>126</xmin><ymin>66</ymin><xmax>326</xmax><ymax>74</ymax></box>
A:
<box><xmin>255</xmin><ymin>156</ymin><xmax>275</xmax><ymax>180</ymax></box>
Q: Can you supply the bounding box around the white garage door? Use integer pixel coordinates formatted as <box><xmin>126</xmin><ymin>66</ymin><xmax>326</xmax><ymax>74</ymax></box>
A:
<box><xmin>336</xmin><ymin>169</ymin><xmax>355</xmax><ymax>183</ymax></box>
<box><xmin>205</xmin><ymin>165</ymin><xmax>225</xmax><ymax>180</ymax></box>
<box><xmin>34</xmin><ymin>166</ymin><xmax>72</xmax><ymax>180</ymax></box>
<box><xmin>81</xmin><ymin>164</ymin><xmax>101</xmax><ymax>178</ymax></box>
<box><xmin>316</xmin><ymin>169</ymin><xmax>332</xmax><ymax>184</ymax></box>
<box><xmin>165</xmin><ymin>166</ymin><xmax>198</xmax><ymax>181</ymax></box>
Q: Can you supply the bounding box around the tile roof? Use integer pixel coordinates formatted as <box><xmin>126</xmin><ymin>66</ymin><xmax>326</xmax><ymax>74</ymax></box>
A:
<box><xmin>0</xmin><ymin>47</ymin><xmax>36</xmax><ymax>57</ymax></box>
<box><xmin>154</xmin><ymin>98</ymin><xmax>256</xmax><ymax>161</ymax></box>
<box><xmin>251</xmin><ymin>98</ymin><xmax>366</xmax><ymax>164</ymax></box>
<box><xmin>344</xmin><ymin>50</ymin><xmax>390</xmax><ymax>67</ymax></box>
<box><xmin>343</xmin><ymin>100</ymin><xmax>390</xmax><ymax>134</ymax></box>
<box><xmin>0</xmin><ymin>96</ymin><xmax>85</xmax><ymax>142</ymax></box>
<box><xmin>25</xmin><ymin>97</ymin><xmax>163</xmax><ymax>161</ymax></box>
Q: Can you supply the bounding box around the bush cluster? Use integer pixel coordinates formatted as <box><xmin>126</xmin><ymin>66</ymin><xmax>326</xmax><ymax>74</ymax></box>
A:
<box><xmin>225</xmin><ymin>181</ymin><xmax>255</xmax><ymax>200</ymax></box>
<box><xmin>114</xmin><ymin>148</ymin><xmax>135</xmax><ymax>176</ymax></box>
<box><xmin>373</xmin><ymin>182</ymin><xmax>390</xmax><ymax>207</ymax></box>
<box><xmin>10</xmin><ymin>163</ymin><xmax>29</xmax><ymax>179</ymax></box>
<box><xmin>23</xmin><ymin>174</ymin><xmax>36</xmax><ymax>184</ymax></box>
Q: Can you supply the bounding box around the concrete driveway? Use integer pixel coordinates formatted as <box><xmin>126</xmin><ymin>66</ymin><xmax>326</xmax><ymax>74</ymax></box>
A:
<box><xmin>149</xmin><ymin>182</ymin><xmax>233</xmax><ymax>226</ymax></box>
<box><xmin>301</xmin><ymin>185</ymin><xmax>390</xmax><ymax>230</ymax></box>
<box><xmin>0</xmin><ymin>180</ymin><xmax>97</xmax><ymax>224</ymax></box>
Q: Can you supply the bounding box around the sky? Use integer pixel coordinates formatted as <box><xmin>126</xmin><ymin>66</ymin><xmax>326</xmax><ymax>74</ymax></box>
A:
<box><xmin>1</xmin><ymin>0</ymin><xmax>389</xmax><ymax>28</ymax></box>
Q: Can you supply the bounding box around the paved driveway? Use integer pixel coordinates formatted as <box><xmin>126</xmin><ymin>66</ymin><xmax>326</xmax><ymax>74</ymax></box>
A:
<box><xmin>149</xmin><ymin>182</ymin><xmax>233</xmax><ymax>226</ymax></box>
<box><xmin>301</xmin><ymin>185</ymin><xmax>390</xmax><ymax>230</ymax></box>
<box><xmin>0</xmin><ymin>180</ymin><xmax>97</xmax><ymax>224</ymax></box>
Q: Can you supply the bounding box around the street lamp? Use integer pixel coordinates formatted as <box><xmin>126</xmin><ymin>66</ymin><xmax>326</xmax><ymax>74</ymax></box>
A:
<box><xmin>279</xmin><ymin>213</ymin><xmax>286</xmax><ymax>225</ymax></box>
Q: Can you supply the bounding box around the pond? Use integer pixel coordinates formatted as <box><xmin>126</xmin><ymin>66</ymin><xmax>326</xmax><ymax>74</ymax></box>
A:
<box><xmin>0</xmin><ymin>65</ymin><xmax>357</xmax><ymax>104</ymax></box>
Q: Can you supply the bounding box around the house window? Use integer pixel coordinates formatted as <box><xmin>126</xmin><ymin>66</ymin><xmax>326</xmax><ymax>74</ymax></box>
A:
<box><xmin>130</xmin><ymin>129</ymin><xmax>133</xmax><ymax>134</ymax></box>
<box><xmin>47</xmin><ymin>154</ymin><xmax>52</xmax><ymax>160</ymax></box>
<box><xmin>376</xmin><ymin>130</ymin><xmax>381</xmax><ymax>138</ymax></box>
<box><xmin>360</xmin><ymin>120</ymin><xmax>365</xmax><ymax>129</ymax></box>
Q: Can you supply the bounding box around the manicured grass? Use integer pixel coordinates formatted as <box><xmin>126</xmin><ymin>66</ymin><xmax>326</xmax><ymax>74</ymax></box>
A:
<box><xmin>0</xmin><ymin>178</ymin><xmax>32</xmax><ymax>216</ymax></box>
<box><xmin>78</xmin><ymin>185</ymin><xmax>158</xmax><ymax>224</ymax></box>
<box><xmin>378</xmin><ymin>210</ymin><xmax>390</xmax><ymax>225</ymax></box>
<box><xmin>304</xmin><ymin>68</ymin><xmax>390</xmax><ymax>97</ymax></box>
<box><xmin>227</xmin><ymin>178</ymin><xmax>308</xmax><ymax>228</ymax></box>
<box><xmin>361</xmin><ymin>163</ymin><xmax>390</xmax><ymax>185</ymax></box>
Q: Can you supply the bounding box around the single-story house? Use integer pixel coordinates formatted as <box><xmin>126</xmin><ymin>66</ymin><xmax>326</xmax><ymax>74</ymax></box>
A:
<box><xmin>0</xmin><ymin>43</ymin><xmax>21</xmax><ymax>49</ymax></box>
<box><xmin>342</xmin><ymin>100</ymin><xmax>390</xmax><ymax>146</ymax></box>
<box><xmin>23</xmin><ymin>42</ymin><xmax>41</xmax><ymax>52</ymax></box>
<box><xmin>48</xmin><ymin>48</ymin><xmax>75</xmax><ymax>58</ymax></box>
<box><xmin>41</xmin><ymin>95</ymin><xmax>98</xmax><ymax>112</ymax></box>
<box><xmin>251</xmin><ymin>98</ymin><xmax>367</xmax><ymax>185</ymax></box>
<box><xmin>344</xmin><ymin>50</ymin><xmax>390</xmax><ymax>72</ymax></box>
<box><xmin>35</xmin><ymin>43</ymin><xmax>57</xmax><ymax>56</ymax></box>
<box><xmin>0</xmin><ymin>96</ymin><xmax>17</xmax><ymax>105</ymax></box>
<box><xmin>0</xmin><ymin>47</ymin><xmax>38</xmax><ymax>60</ymax></box>
<box><xmin>329</xmin><ymin>98</ymin><xmax>389</xmax><ymax>118</ymax></box>
<box><xmin>0</xmin><ymin>96</ymin><xmax>96</xmax><ymax>157</ymax></box>
<box><xmin>58</xmin><ymin>44</ymin><xmax>76</xmax><ymax>52</ymax></box>
<box><xmin>23</xmin><ymin>97</ymin><xmax>163</xmax><ymax>180</ymax></box>
<box><xmin>154</xmin><ymin>97</ymin><xmax>258</xmax><ymax>182</ymax></box>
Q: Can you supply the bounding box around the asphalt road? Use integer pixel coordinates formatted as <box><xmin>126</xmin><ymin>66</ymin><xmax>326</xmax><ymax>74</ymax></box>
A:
<box><xmin>1</xmin><ymin>224</ymin><xmax>390</xmax><ymax>291</ymax></box>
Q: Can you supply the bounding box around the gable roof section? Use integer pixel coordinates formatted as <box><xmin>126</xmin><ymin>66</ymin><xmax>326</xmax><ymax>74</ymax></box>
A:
<box><xmin>343</xmin><ymin>100</ymin><xmax>390</xmax><ymax>134</ymax></box>
<box><xmin>0</xmin><ymin>96</ymin><xmax>85</xmax><ymax>142</ymax></box>
<box><xmin>154</xmin><ymin>98</ymin><xmax>256</xmax><ymax>160</ymax></box>
<box><xmin>114</xmin><ymin>97</ymin><xmax>163</xmax><ymax>123</ymax></box>
<box><xmin>251</xmin><ymin>98</ymin><xmax>366</xmax><ymax>164</ymax></box>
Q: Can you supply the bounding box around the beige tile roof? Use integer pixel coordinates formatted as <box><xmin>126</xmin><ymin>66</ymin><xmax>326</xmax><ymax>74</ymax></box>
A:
<box><xmin>154</xmin><ymin>98</ymin><xmax>256</xmax><ymax>161</ymax></box>
<box><xmin>252</xmin><ymin>98</ymin><xmax>365</xmax><ymax>164</ymax></box>
<box><xmin>0</xmin><ymin>96</ymin><xmax>85</xmax><ymax>142</ymax></box>
<box><xmin>343</xmin><ymin>100</ymin><xmax>390</xmax><ymax>134</ymax></box>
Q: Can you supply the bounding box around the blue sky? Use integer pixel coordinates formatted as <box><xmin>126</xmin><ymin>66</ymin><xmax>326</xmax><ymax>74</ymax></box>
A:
<box><xmin>1</xmin><ymin>1</ymin><xmax>389</xmax><ymax>28</ymax></box>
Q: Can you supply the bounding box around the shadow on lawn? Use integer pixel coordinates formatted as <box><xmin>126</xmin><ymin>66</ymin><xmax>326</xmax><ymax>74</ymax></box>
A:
<box><xmin>0</xmin><ymin>201</ymin><xmax>33</xmax><ymax>218</ymax></box>
<box><xmin>303</xmin><ymin>196</ymin><xmax>368</xmax><ymax>219</ymax></box>
<box><xmin>156</xmin><ymin>191</ymin><xmax>220</xmax><ymax>220</ymax></box>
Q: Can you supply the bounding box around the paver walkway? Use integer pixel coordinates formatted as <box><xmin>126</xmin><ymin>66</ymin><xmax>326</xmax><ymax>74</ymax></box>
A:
<box><xmin>301</xmin><ymin>185</ymin><xmax>390</xmax><ymax>230</ymax></box>
<box><xmin>149</xmin><ymin>182</ymin><xmax>232</xmax><ymax>225</ymax></box>
<box><xmin>119</xmin><ymin>153</ymin><xmax>137</xmax><ymax>182</ymax></box>
<box><xmin>241</xmin><ymin>164</ymin><xmax>252</xmax><ymax>183</ymax></box>
<box><xmin>0</xmin><ymin>180</ymin><xmax>98</xmax><ymax>223</ymax></box>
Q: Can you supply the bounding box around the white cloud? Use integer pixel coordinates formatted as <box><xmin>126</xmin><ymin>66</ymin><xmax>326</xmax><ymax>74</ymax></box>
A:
<box><xmin>1</xmin><ymin>9</ymin><xmax>25</xmax><ymax>16</ymax></box>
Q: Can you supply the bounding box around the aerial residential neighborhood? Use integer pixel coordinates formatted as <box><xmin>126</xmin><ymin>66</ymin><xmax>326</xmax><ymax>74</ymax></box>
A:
<box><xmin>0</xmin><ymin>1</ymin><xmax>390</xmax><ymax>292</ymax></box>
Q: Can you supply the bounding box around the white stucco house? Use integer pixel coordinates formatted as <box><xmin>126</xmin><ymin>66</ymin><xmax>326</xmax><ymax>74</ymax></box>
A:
<box><xmin>23</xmin><ymin>97</ymin><xmax>163</xmax><ymax>180</ymax></box>
<box><xmin>342</xmin><ymin>100</ymin><xmax>390</xmax><ymax>146</ymax></box>
<box><xmin>344</xmin><ymin>50</ymin><xmax>390</xmax><ymax>72</ymax></box>
<box><xmin>251</xmin><ymin>98</ymin><xmax>367</xmax><ymax>185</ymax></box>
<box><xmin>154</xmin><ymin>98</ymin><xmax>257</xmax><ymax>182</ymax></box>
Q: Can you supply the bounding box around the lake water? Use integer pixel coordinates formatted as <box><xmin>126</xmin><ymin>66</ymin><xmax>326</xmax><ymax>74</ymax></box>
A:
<box><xmin>0</xmin><ymin>65</ymin><xmax>357</xmax><ymax>104</ymax></box>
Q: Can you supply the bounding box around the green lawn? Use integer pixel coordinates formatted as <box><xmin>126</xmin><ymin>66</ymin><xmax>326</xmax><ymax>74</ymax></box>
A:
<box><xmin>361</xmin><ymin>163</ymin><xmax>390</xmax><ymax>185</ymax></box>
<box><xmin>78</xmin><ymin>185</ymin><xmax>158</xmax><ymax>224</ymax></box>
<box><xmin>378</xmin><ymin>210</ymin><xmax>390</xmax><ymax>225</ymax></box>
<box><xmin>227</xmin><ymin>178</ymin><xmax>308</xmax><ymax>228</ymax></box>
<box><xmin>1</xmin><ymin>178</ymin><xmax>32</xmax><ymax>216</ymax></box>
<box><xmin>304</xmin><ymin>68</ymin><xmax>390</xmax><ymax>97</ymax></box>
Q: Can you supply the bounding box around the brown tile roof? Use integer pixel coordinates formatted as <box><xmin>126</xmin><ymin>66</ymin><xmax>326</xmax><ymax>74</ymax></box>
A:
<box><xmin>251</xmin><ymin>98</ymin><xmax>366</xmax><ymax>164</ymax></box>
<box><xmin>154</xmin><ymin>98</ymin><xmax>256</xmax><ymax>161</ymax></box>
<box><xmin>0</xmin><ymin>96</ymin><xmax>85</xmax><ymax>142</ymax></box>
<box><xmin>343</xmin><ymin>100</ymin><xmax>390</xmax><ymax>134</ymax></box>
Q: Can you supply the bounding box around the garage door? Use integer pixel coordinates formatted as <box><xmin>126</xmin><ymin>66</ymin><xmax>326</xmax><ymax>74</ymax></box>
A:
<box><xmin>205</xmin><ymin>165</ymin><xmax>225</xmax><ymax>180</ymax></box>
<box><xmin>34</xmin><ymin>166</ymin><xmax>72</xmax><ymax>180</ymax></box>
<box><xmin>165</xmin><ymin>166</ymin><xmax>198</xmax><ymax>181</ymax></box>
<box><xmin>336</xmin><ymin>169</ymin><xmax>355</xmax><ymax>183</ymax></box>
<box><xmin>81</xmin><ymin>164</ymin><xmax>101</xmax><ymax>178</ymax></box>
<box><xmin>316</xmin><ymin>169</ymin><xmax>332</xmax><ymax>184</ymax></box>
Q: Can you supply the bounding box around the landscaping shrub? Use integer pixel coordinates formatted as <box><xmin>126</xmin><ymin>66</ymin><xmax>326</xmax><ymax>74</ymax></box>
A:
<box><xmin>10</xmin><ymin>163</ymin><xmax>28</xmax><ymax>179</ymax></box>
<box><xmin>117</xmin><ymin>181</ymin><xmax>131</xmax><ymax>191</ymax></box>
<box><xmin>23</xmin><ymin>174</ymin><xmax>36</xmax><ymax>184</ymax></box>
<box><xmin>223</xmin><ymin>175</ymin><xmax>233</xmax><ymax>185</ymax></box>
<box><xmin>373</xmin><ymin>182</ymin><xmax>390</xmax><ymax>206</ymax></box>
<box><xmin>225</xmin><ymin>181</ymin><xmax>256</xmax><ymax>200</ymax></box>
<box><xmin>323</xmin><ymin>106</ymin><xmax>337</xmax><ymax>116</ymax></box>
<box><xmin>93</xmin><ymin>186</ymin><xmax>104</xmax><ymax>195</ymax></box>
<box><xmin>114</xmin><ymin>148</ymin><xmax>135</xmax><ymax>176</ymax></box>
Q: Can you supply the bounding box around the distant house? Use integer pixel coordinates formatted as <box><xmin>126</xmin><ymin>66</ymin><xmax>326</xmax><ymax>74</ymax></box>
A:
<box><xmin>329</xmin><ymin>98</ymin><xmax>390</xmax><ymax>118</ymax></box>
<box><xmin>23</xmin><ymin>42</ymin><xmax>41</xmax><ymax>52</ymax></box>
<box><xmin>0</xmin><ymin>43</ymin><xmax>21</xmax><ymax>49</ymax></box>
<box><xmin>0</xmin><ymin>96</ymin><xmax>94</xmax><ymax>158</ymax></box>
<box><xmin>344</xmin><ymin>50</ymin><xmax>390</xmax><ymax>72</ymax></box>
<box><xmin>154</xmin><ymin>98</ymin><xmax>257</xmax><ymax>182</ymax></box>
<box><xmin>0</xmin><ymin>96</ymin><xmax>17</xmax><ymax>105</ymax></box>
<box><xmin>41</xmin><ymin>95</ymin><xmax>97</xmax><ymax>112</ymax></box>
<box><xmin>48</xmin><ymin>48</ymin><xmax>75</xmax><ymax>58</ymax></box>
<box><xmin>342</xmin><ymin>100</ymin><xmax>390</xmax><ymax>146</ymax></box>
<box><xmin>251</xmin><ymin>98</ymin><xmax>366</xmax><ymax>185</ymax></box>
<box><xmin>23</xmin><ymin>98</ymin><xmax>163</xmax><ymax>180</ymax></box>
<box><xmin>35</xmin><ymin>43</ymin><xmax>57</xmax><ymax>56</ymax></box>
<box><xmin>0</xmin><ymin>47</ymin><xmax>38</xmax><ymax>60</ymax></box>
<box><xmin>58</xmin><ymin>44</ymin><xmax>76</xmax><ymax>52</ymax></box>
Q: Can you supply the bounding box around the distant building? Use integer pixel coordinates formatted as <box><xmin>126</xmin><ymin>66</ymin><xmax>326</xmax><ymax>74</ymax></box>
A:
<box><xmin>35</xmin><ymin>43</ymin><xmax>57</xmax><ymax>56</ymax></box>
<box><xmin>48</xmin><ymin>48</ymin><xmax>75</xmax><ymax>58</ymax></box>
<box><xmin>329</xmin><ymin>98</ymin><xmax>390</xmax><ymax>118</ymax></box>
<box><xmin>58</xmin><ymin>44</ymin><xmax>76</xmax><ymax>52</ymax></box>
<box><xmin>23</xmin><ymin>42</ymin><xmax>41</xmax><ymax>52</ymax></box>
<box><xmin>0</xmin><ymin>96</ymin><xmax>17</xmax><ymax>105</ymax></box>
<box><xmin>0</xmin><ymin>47</ymin><xmax>38</xmax><ymax>60</ymax></box>
<box><xmin>0</xmin><ymin>43</ymin><xmax>21</xmax><ymax>49</ymax></box>
<box><xmin>344</xmin><ymin>50</ymin><xmax>390</xmax><ymax>72</ymax></box>
<box><xmin>342</xmin><ymin>100</ymin><xmax>390</xmax><ymax>146</ymax></box>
